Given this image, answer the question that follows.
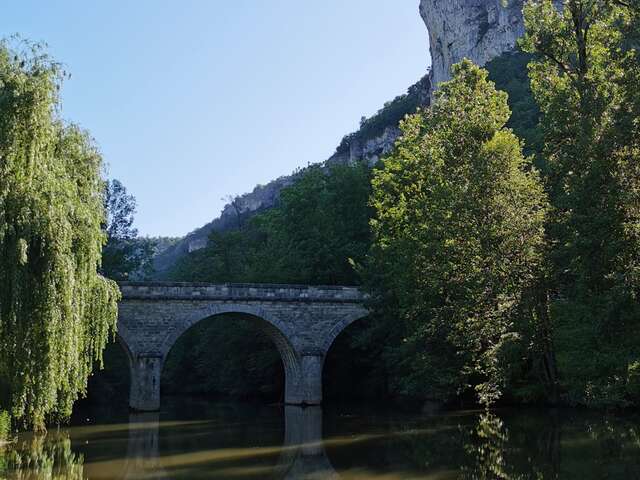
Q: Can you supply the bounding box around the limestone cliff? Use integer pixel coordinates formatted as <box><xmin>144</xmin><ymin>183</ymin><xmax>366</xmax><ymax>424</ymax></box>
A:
<box><xmin>420</xmin><ymin>0</ymin><xmax>527</xmax><ymax>87</ymax></box>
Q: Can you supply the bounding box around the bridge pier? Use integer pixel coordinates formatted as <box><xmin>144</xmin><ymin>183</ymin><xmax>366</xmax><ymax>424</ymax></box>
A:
<box><xmin>282</xmin><ymin>353</ymin><xmax>324</xmax><ymax>406</ymax></box>
<box><xmin>130</xmin><ymin>355</ymin><xmax>162</xmax><ymax>412</ymax></box>
<box><xmin>297</xmin><ymin>353</ymin><xmax>324</xmax><ymax>405</ymax></box>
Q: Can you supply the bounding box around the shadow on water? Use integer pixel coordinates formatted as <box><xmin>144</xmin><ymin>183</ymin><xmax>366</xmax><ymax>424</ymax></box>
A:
<box><xmin>1</xmin><ymin>400</ymin><xmax>640</xmax><ymax>479</ymax></box>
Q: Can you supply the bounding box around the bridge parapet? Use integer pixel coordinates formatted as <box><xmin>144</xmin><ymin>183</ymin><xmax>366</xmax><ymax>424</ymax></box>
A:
<box><xmin>119</xmin><ymin>282</ymin><xmax>365</xmax><ymax>303</ymax></box>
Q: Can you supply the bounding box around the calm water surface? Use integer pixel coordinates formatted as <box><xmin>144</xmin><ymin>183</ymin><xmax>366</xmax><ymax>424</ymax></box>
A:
<box><xmin>2</xmin><ymin>397</ymin><xmax>640</xmax><ymax>479</ymax></box>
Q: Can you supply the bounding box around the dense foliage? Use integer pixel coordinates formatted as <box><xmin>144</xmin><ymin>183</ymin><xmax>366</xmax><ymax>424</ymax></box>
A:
<box><xmin>0</xmin><ymin>40</ymin><xmax>120</xmax><ymax>431</ymax></box>
<box><xmin>485</xmin><ymin>50</ymin><xmax>543</xmax><ymax>159</ymax></box>
<box><xmin>368</xmin><ymin>60</ymin><xmax>548</xmax><ymax>406</ymax></box>
<box><xmin>521</xmin><ymin>0</ymin><xmax>640</xmax><ymax>406</ymax></box>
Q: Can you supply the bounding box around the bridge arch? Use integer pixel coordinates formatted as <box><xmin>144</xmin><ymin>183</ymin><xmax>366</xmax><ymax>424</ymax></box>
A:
<box><xmin>321</xmin><ymin>310</ymin><xmax>378</xmax><ymax>402</ymax></box>
<box><xmin>82</xmin><ymin>331</ymin><xmax>134</xmax><ymax>408</ymax></box>
<box><xmin>158</xmin><ymin>303</ymin><xmax>298</xmax><ymax>365</ymax></box>
<box><xmin>115</xmin><ymin>326</ymin><xmax>135</xmax><ymax>367</ymax></box>
<box><xmin>159</xmin><ymin>305</ymin><xmax>301</xmax><ymax>402</ymax></box>
<box><xmin>320</xmin><ymin>309</ymin><xmax>370</xmax><ymax>357</ymax></box>
<box><xmin>112</xmin><ymin>330</ymin><xmax>137</xmax><ymax>408</ymax></box>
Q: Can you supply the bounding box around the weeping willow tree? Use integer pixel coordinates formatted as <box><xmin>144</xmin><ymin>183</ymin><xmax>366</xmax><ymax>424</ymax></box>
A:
<box><xmin>0</xmin><ymin>39</ymin><xmax>120</xmax><ymax>431</ymax></box>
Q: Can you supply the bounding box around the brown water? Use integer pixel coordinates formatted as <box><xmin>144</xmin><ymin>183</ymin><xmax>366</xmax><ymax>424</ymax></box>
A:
<box><xmin>1</xmin><ymin>397</ymin><xmax>640</xmax><ymax>479</ymax></box>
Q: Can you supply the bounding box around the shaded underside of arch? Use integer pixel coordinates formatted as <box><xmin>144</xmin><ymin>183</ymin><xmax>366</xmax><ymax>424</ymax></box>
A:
<box><xmin>159</xmin><ymin>303</ymin><xmax>301</xmax><ymax>388</ymax></box>
<box><xmin>319</xmin><ymin>308</ymin><xmax>370</xmax><ymax>356</ymax></box>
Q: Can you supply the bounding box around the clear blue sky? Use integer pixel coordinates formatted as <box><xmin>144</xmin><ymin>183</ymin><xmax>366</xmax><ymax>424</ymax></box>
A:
<box><xmin>3</xmin><ymin>1</ymin><xmax>430</xmax><ymax>237</ymax></box>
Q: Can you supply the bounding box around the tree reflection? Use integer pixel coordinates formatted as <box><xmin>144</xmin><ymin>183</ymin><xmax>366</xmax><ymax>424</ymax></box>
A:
<box><xmin>461</xmin><ymin>413</ymin><xmax>536</xmax><ymax>480</ymax></box>
<box><xmin>459</xmin><ymin>411</ymin><xmax>640</xmax><ymax>479</ymax></box>
<box><xmin>0</xmin><ymin>434</ymin><xmax>84</xmax><ymax>479</ymax></box>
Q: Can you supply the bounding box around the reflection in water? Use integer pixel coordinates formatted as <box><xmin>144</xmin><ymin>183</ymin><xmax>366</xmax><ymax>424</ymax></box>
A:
<box><xmin>276</xmin><ymin>407</ymin><xmax>338</xmax><ymax>480</ymax></box>
<box><xmin>462</xmin><ymin>413</ymin><xmax>534</xmax><ymax>480</ymax></box>
<box><xmin>463</xmin><ymin>413</ymin><xmax>509</xmax><ymax>480</ymax></box>
<box><xmin>122</xmin><ymin>413</ymin><xmax>164</xmax><ymax>479</ymax></box>
<box><xmin>2</xmin><ymin>401</ymin><xmax>640</xmax><ymax>479</ymax></box>
<box><xmin>119</xmin><ymin>407</ymin><xmax>336</xmax><ymax>480</ymax></box>
<box><xmin>0</xmin><ymin>434</ymin><xmax>85</xmax><ymax>479</ymax></box>
<box><xmin>323</xmin><ymin>408</ymin><xmax>640</xmax><ymax>479</ymax></box>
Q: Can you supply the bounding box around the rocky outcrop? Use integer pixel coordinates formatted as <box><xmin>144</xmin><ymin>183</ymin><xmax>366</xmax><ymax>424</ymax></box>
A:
<box><xmin>420</xmin><ymin>0</ymin><xmax>527</xmax><ymax>87</ymax></box>
<box><xmin>326</xmin><ymin>125</ymin><xmax>402</xmax><ymax>169</ymax></box>
<box><xmin>328</xmin><ymin>73</ymin><xmax>432</xmax><ymax>167</ymax></box>
<box><xmin>152</xmin><ymin>174</ymin><xmax>296</xmax><ymax>275</ymax></box>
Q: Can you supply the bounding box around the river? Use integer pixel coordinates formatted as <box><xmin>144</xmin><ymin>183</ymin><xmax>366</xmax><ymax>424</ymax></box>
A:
<box><xmin>1</xmin><ymin>397</ymin><xmax>639</xmax><ymax>479</ymax></box>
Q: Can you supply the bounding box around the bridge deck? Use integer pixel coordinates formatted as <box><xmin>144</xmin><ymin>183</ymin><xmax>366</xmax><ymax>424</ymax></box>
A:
<box><xmin>119</xmin><ymin>282</ymin><xmax>365</xmax><ymax>303</ymax></box>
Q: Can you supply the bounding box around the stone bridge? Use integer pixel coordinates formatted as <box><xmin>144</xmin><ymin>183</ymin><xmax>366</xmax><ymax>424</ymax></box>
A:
<box><xmin>116</xmin><ymin>282</ymin><xmax>369</xmax><ymax>411</ymax></box>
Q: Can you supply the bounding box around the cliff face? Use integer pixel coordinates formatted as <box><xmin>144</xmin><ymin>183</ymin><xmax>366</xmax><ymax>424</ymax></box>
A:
<box><xmin>328</xmin><ymin>73</ymin><xmax>431</xmax><ymax>167</ymax></box>
<box><xmin>420</xmin><ymin>0</ymin><xmax>526</xmax><ymax>87</ymax></box>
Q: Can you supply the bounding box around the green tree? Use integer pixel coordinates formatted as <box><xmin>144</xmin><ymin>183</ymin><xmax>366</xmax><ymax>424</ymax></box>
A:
<box><xmin>250</xmin><ymin>163</ymin><xmax>373</xmax><ymax>285</ymax></box>
<box><xmin>521</xmin><ymin>0</ymin><xmax>640</xmax><ymax>406</ymax></box>
<box><xmin>101</xmin><ymin>179</ymin><xmax>155</xmax><ymax>281</ymax></box>
<box><xmin>0</xmin><ymin>39</ymin><xmax>119</xmax><ymax>431</ymax></box>
<box><xmin>369</xmin><ymin>60</ymin><xmax>548</xmax><ymax>405</ymax></box>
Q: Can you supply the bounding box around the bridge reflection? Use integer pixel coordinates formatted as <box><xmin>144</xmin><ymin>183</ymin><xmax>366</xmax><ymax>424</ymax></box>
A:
<box><xmin>275</xmin><ymin>407</ymin><xmax>339</xmax><ymax>480</ymax></box>
<box><xmin>122</xmin><ymin>406</ymin><xmax>338</xmax><ymax>479</ymax></box>
<box><xmin>123</xmin><ymin>413</ymin><xmax>165</xmax><ymax>478</ymax></box>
